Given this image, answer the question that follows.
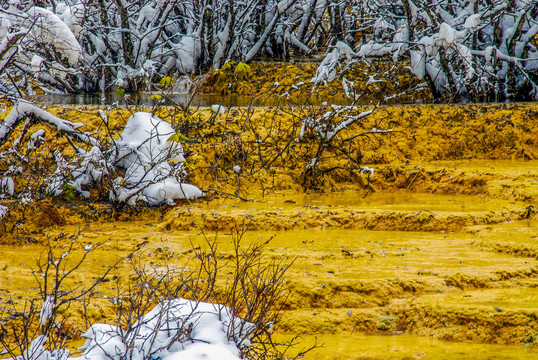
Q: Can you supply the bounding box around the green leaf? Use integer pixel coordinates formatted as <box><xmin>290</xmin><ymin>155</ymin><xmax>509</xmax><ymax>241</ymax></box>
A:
<box><xmin>61</xmin><ymin>183</ymin><xmax>75</xmax><ymax>200</ymax></box>
<box><xmin>221</xmin><ymin>60</ymin><xmax>233</xmax><ymax>71</ymax></box>
<box><xmin>234</xmin><ymin>62</ymin><xmax>251</xmax><ymax>78</ymax></box>
<box><xmin>150</xmin><ymin>94</ymin><xmax>163</xmax><ymax>101</ymax></box>
<box><xmin>115</xmin><ymin>87</ymin><xmax>125</xmax><ymax>96</ymax></box>
<box><xmin>62</xmin><ymin>183</ymin><xmax>74</xmax><ymax>191</ymax></box>
<box><xmin>167</xmin><ymin>132</ymin><xmax>189</xmax><ymax>143</ymax></box>
<box><xmin>160</xmin><ymin>76</ymin><xmax>175</xmax><ymax>87</ymax></box>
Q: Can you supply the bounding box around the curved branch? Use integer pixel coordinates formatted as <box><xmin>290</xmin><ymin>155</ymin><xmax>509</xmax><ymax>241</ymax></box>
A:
<box><xmin>0</xmin><ymin>100</ymin><xmax>99</xmax><ymax>148</ymax></box>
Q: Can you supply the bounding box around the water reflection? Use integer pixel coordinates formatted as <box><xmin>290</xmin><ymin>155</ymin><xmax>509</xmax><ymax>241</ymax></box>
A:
<box><xmin>29</xmin><ymin>92</ymin><xmax>416</xmax><ymax>107</ymax></box>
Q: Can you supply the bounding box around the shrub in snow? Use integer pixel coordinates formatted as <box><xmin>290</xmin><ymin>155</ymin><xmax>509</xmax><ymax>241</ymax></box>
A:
<box><xmin>311</xmin><ymin>41</ymin><xmax>356</xmax><ymax>85</ymax></box>
<box><xmin>1</xmin><ymin>232</ymin><xmax>295</xmax><ymax>360</ymax></box>
<box><xmin>1</xmin><ymin>0</ymin><xmax>535</xmax><ymax>101</ymax></box>
<box><xmin>0</xmin><ymin>102</ymin><xmax>204</xmax><ymax>208</ymax></box>
<box><xmin>298</xmin><ymin>102</ymin><xmax>379</xmax><ymax>188</ymax></box>
<box><xmin>104</xmin><ymin>299</ymin><xmax>252</xmax><ymax>360</ymax></box>
<box><xmin>111</xmin><ymin>112</ymin><xmax>204</xmax><ymax>206</ymax></box>
<box><xmin>0</xmin><ymin>0</ymin><xmax>315</xmax><ymax>96</ymax></box>
<box><xmin>26</xmin><ymin>6</ymin><xmax>83</xmax><ymax>66</ymax></box>
<box><xmin>80</xmin><ymin>299</ymin><xmax>254</xmax><ymax>360</ymax></box>
<box><xmin>11</xmin><ymin>299</ymin><xmax>253</xmax><ymax>360</ymax></box>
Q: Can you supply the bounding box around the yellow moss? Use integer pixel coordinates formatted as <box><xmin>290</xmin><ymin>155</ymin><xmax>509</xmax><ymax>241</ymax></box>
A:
<box><xmin>202</xmin><ymin>61</ymin><xmax>429</xmax><ymax>104</ymax></box>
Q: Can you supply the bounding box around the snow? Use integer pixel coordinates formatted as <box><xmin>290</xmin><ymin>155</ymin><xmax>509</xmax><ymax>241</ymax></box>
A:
<box><xmin>358</xmin><ymin>23</ymin><xmax>409</xmax><ymax>62</ymax></box>
<box><xmin>306</xmin><ymin>157</ymin><xmax>317</xmax><ymax>169</ymax></box>
<box><xmin>31</xmin><ymin>55</ymin><xmax>45</xmax><ymax>73</ymax></box>
<box><xmin>0</xmin><ymin>177</ymin><xmax>15</xmax><ymax>196</ymax></box>
<box><xmin>357</xmin><ymin>41</ymin><xmax>393</xmax><ymax>58</ymax></box>
<box><xmin>46</xmin><ymin>151</ymin><xmax>70</xmax><ymax>196</ymax></box>
<box><xmin>27</xmin><ymin>7</ymin><xmax>83</xmax><ymax>65</ymax></box>
<box><xmin>55</xmin><ymin>2</ymin><xmax>85</xmax><ymax>37</ymax></box>
<box><xmin>78</xmin><ymin>324</ymin><xmax>126</xmax><ymax>360</ymax></box>
<box><xmin>213</xmin><ymin>15</ymin><xmax>232</xmax><ymax>68</ymax></box>
<box><xmin>143</xmin><ymin>180</ymin><xmax>205</xmax><ymax>206</ymax></box>
<box><xmin>79</xmin><ymin>299</ymin><xmax>252</xmax><ymax>360</ymax></box>
<box><xmin>0</xmin><ymin>0</ymin><xmax>534</xmax><ymax>102</ymax></box>
<box><xmin>311</xmin><ymin>41</ymin><xmax>355</xmax><ymax>84</ymax></box>
<box><xmin>0</xmin><ymin>101</ymin><xmax>87</xmax><ymax>145</ymax></box>
<box><xmin>89</xmin><ymin>34</ymin><xmax>106</xmax><ymax>55</ymax></box>
<box><xmin>426</xmin><ymin>62</ymin><xmax>448</xmax><ymax>90</ymax></box>
<box><xmin>464</xmin><ymin>14</ymin><xmax>481</xmax><ymax>29</ymax></box>
<box><xmin>211</xmin><ymin>104</ymin><xmax>226</xmax><ymax>115</ymax></box>
<box><xmin>173</xmin><ymin>76</ymin><xmax>194</xmax><ymax>94</ymax></box>
<box><xmin>39</xmin><ymin>297</ymin><xmax>54</xmax><ymax>327</ymax></box>
<box><xmin>112</xmin><ymin>112</ymin><xmax>204</xmax><ymax>206</ymax></box>
<box><xmin>115</xmin><ymin>112</ymin><xmax>181</xmax><ymax>170</ymax></box>
<box><xmin>1</xmin><ymin>103</ymin><xmax>204</xmax><ymax>206</ymax></box>
<box><xmin>456</xmin><ymin>43</ymin><xmax>474</xmax><ymax>81</ymax></box>
<box><xmin>71</xmin><ymin>146</ymin><xmax>105</xmax><ymax>198</ymax></box>
<box><xmin>437</xmin><ymin>22</ymin><xmax>460</xmax><ymax>48</ymax></box>
<box><xmin>418</xmin><ymin>35</ymin><xmax>439</xmax><ymax>57</ymax></box>
<box><xmin>0</xmin><ymin>204</ymin><xmax>8</xmax><ymax>218</ymax></box>
<box><xmin>162</xmin><ymin>343</ymin><xmax>239</xmax><ymax>360</ymax></box>
<box><xmin>27</xmin><ymin>129</ymin><xmax>46</xmax><ymax>151</ymax></box>
<box><xmin>9</xmin><ymin>299</ymin><xmax>253</xmax><ymax>360</ymax></box>
<box><xmin>360</xmin><ymin>166</ymin><xmax>374</xmax><ymax>177</ymax></box>
<box><xmin>409</xmin><ymin>50</ymin><xmax>426</xmax><ymax>79</ymax></box>
<box><xmin>391</xmin><ymin>25</ymin><xmax>409</xmax><ymax>62</ymax></box>
<box><xmin>325</xmin><ymin>108</ymin><xmax>375</xmax><ymax>141</ymax></box>
<box><xmin>173</xmin><ymin>35</ymin><xmax>202</xmax><ymax>74</ymax></box>
<box><xmin>11</xmin><ymin>335</ymin><xmax>69</xmax><ymax>360</ymax></box>
<box><xmin>342</xmin><ymin>77</ymin><xmax>354</xmax><ymax>98</ymax></box>
<box><xmin>373</xmin><ymin>17</ymin><xmax>395</xmax><ymax>35</ymax></box>
<box><xmin>335</xmin><ymin>40</ymin><xmax>356</xmax><ymax>60</ymax></box>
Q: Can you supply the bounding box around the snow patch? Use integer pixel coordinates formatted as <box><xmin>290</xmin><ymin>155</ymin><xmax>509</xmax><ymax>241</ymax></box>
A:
<box><xmin>0</xmin><ymin>205</ymin><xmax>8</xmax><ymax>218</ymax></box>
<box><xmin>211</xmin><ymin>104</ymin><xmax>226</xmax><ymax>115</ymax></box>
<box><xmin>39</xmin><ymin>297</ymin><xmax>54</xmax><ymax>327</ymax></box>
<box><xmin>112</xmin><ymin>112</ymin><xmax>204</xmax><ymax>206</ymax></box>
<box><xmin>311</xmin><ymin>41</ymin><xmax>355</xmax><ymax>84</ymax></box>
<box><xmin>0</xmin><ymin>177</ymin><xmax>15</xmax><ymax>196</ymax></box>
<box><xmin>78</xmin><ymin>299</ymin><xmax>253</xmax><ymax>360</ymax></box>
<box><xmin>27</xmin><ymin>7</ymin><xmax>82</xmax><ymax>65</ymax></box>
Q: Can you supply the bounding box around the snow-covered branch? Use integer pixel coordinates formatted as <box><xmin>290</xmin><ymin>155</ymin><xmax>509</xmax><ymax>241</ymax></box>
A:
<box><xmin>0</xmin><ymin>100</ymin><xmax>92</xmax><ymax>147</ymax></box>
<box><xmin>351</xmin><ymin>0</ymin><xmax>538</xmax><ymax>101</ymax></box>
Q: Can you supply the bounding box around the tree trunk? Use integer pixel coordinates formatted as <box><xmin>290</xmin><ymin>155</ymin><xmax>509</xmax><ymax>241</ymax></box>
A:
<box><xmin>115</xmin><ymin>0</ymin><xmax>134</xmax><ymax>67</ymax></box>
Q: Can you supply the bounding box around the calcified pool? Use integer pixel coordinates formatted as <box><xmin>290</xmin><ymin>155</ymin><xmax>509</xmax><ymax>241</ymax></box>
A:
<box><xmin>1</xmin><ymin>186</ymin><xmax>537</xmax><ymax>359</ymax></box>
<box><xmin>299</xmin><ymin>333</ymin><xmax>538</xmax><ymax>359</ymax></box>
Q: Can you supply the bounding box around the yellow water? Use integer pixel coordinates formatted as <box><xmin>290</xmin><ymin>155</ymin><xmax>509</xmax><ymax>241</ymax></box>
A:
<box><xmin>299</xmin><ymin>333</ymin><xmax>538</xmax><ymax>359</ymax></box>
<box><xmin>1</xmin><ymin>185</ymin><xmax>537</xmax><ymax>358</ymax></box>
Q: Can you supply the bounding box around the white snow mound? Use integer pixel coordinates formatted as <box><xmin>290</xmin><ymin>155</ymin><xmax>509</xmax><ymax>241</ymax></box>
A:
<box><xmin>112</xmin><ymin>112</ymin><xmax>204</xmax><ymax>206</ymax></box>
<box><xmin>9</xmin><ymin>299</ymin><xmax>253</xmax><ymax>360</ymax></box>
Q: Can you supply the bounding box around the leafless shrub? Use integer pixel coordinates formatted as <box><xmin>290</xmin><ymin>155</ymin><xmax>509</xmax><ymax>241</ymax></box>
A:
<box><xmin>0</xmin><ymin>223</ymin><xmax>315</xmax><ymax>360</ymax></box>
